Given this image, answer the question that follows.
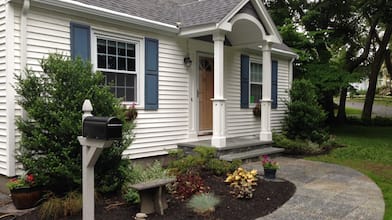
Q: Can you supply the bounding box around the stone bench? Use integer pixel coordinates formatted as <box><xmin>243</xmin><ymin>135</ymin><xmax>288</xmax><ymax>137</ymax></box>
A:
<box><xmin>129</xmin><ymin>178</ymin><xmax>176</xmax><ymax>215</ymax></box>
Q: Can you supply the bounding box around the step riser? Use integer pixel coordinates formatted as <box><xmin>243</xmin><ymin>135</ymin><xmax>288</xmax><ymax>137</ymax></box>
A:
<box><xmin>177</xmin><ymin>142</ymin><xmax>284</xmax><ymax>162</ymax></box>
<box><xmin>177</xmin><ymin>144</ymin><xmax>273</xmax><ymax>156</ymax></box>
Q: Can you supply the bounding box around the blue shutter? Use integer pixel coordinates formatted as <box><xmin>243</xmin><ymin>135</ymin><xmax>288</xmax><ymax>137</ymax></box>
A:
<box><xmin>70</xmin><ymin>23</ymin><xmax>90</xmax><ymax>61</ymax></box>
<box><xmin>240</xmin><ymin>55</ymin><xmax>250</xmax><ymax>108</ymax></box>
<box><xmin>271</xmin><ymin>60</ymin><xmax>278</xmax><ymax>109</ymax></box>
<box><xmin>145</xmin><ymin>38</ymin><xmax>159</xmax><ymax>110</ymax></box>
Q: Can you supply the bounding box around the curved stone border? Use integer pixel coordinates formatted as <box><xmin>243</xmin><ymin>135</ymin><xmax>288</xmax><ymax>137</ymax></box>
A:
<box><xmin>244</xmin><ymin>157</ymin><xmax>385</xmax><ymax>220</ymax></box>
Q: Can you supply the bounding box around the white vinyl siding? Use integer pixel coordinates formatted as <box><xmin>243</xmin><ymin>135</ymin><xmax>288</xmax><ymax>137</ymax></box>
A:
<box><xmin>225</xmin><ymin>50</ymin><xmax>290</xmax><ymax>137</ymax></box>
<box><xmin>0</xmin><ymin>0</ymin><xmax>7</xmax><ymax>174</ymax></box>
<box><xmin>126</xmin><ymin>38</ymin><xmax>189</xmax><ymax>158</ymax></box>
<box><xmin>19</xmin><ymin>6</ymin><xmax>190</xmax><ymax>160</ymax></box>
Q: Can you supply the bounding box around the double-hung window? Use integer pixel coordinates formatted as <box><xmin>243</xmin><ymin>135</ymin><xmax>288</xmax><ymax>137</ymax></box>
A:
<box><xmin>96</xmin><ymin>37</ymin><xmax>139</xmax><ymax>102</ymax></box>
<box><xmin>250</xmin><ymin>62</ymin><xmax>262</xmax><ymax>104</ymax></box>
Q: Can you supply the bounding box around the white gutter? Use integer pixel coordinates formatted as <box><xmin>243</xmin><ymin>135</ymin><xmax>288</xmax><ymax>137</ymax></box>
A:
<box><xmin>272</xmin><ymin>48</ymin><xmax>298</xmax><ymax>59</ymax></box>
<box><xmin>32</xmin><ymin>0</ymin><xmax>179</xmax><ymax>33</ymax></box>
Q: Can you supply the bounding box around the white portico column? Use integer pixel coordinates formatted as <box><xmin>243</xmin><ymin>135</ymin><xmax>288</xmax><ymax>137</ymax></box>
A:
<box><xmin>211</xmin><ymin>31</ymin><xmax>226</xmax><ymax>147</ymax></box>
<box><xmin>260</xmin><ymin>41</ymin><xmax>272</xmax><ymax>141</ymax></box>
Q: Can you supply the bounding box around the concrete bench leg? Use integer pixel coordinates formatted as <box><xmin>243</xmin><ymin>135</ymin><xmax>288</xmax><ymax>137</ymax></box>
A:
<box><xmin>139</xmin><ymin>186</ymin><xmax>169</xmax><ymax>215</ymax></box>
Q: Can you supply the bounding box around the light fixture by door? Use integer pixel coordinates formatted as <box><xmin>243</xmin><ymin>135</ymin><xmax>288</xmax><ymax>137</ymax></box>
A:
<box><xmin>184</xmin><ymin>56</ymin><xmax>192</xmax><ymax>67</ymax></box>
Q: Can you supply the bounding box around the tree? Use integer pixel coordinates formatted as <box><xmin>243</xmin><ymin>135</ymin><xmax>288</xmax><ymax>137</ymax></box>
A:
<box><xmin>336</xmin><ymin>17</ymin><xmax>378</xmax><ymax>122</ymax></box>
<box><xmin>15</xmin><ymin>54</ymin><xmax>133</xmax><ymax>194</ymax></box>
<box><xmin>359</xmin><ymin>0</ymin><xmax>392</xmax><ymax>120</ymax></box>
<box><xmin>283</xmin><ymin>79</ymin><xmax>327</xmax><ymax>143</ymax></box>
<box><xmin>266</xmin><ymin>0</ymin><xmax>361</xmax><ymax>122</ymax></box>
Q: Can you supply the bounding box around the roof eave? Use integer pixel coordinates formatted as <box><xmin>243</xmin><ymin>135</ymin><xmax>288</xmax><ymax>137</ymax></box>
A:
<box><xmin>272</xmin><ymin>48</ymin><xmax>298</xmax><ymax>59</ymax></box>
<box><xmin>31</xmin><ymin>0</ymin><xmax>179</xmax><ymax>33</ymax></box>
<box><xmin>178</xmin><ymin>23</ymin><xmax>229</xmax><ymax>37</ymax></box>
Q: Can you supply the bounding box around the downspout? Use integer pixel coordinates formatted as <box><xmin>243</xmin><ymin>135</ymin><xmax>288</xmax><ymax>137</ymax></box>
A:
<box><xmin>6</xmin><ymin>0</ymin><xmax>30</xmax><ymax>176</ymax></box>
<box><xmin>21</xmin><ymin>0</ymin><xmax>30</xmax><ymax>70</ymax></box>
<box><xmin>288</xmin><ymin>58</ymin><xmax>295</xmax><ymax>90</ymax></box>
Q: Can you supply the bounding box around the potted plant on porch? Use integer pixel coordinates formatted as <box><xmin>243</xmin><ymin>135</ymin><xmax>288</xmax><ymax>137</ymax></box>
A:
<box><xmin>261</xmin><ymin>155</ymin><xmax>280</xmax><ymax>179</ymax></box>
<box><xmin>6</xmin><ymin>173</ymin><xmax>42</xmax><ymax>209</ymax></box>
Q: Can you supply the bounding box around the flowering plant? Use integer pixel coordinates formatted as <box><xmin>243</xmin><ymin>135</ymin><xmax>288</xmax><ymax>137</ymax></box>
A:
<box><xmin>6</xmin><ymin>173</ymin><xmax>36</xmax><ymax>190</ymax></box>
<box><xmin>261</xmin><ymin>155</ymin><xmax>280</xmax><ymax>170</ymax></box>
<box><xmin>125</xmin><ymin>103</ymin><xmax>138</xmax><ymax>121</ymax></box>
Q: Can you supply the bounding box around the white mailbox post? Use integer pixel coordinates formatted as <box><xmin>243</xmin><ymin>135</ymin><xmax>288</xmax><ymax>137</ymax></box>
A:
<box><xmin>78</xmin><ymin>99</ymin><xmax>121</xmax><ymax>220</ymax></box>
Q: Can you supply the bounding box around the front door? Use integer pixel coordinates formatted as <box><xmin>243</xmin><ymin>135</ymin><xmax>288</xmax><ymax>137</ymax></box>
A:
<box><xmin>199</xmin><ymin>56</ymin><xmax>214</xmax><ymax>134</ymax></box>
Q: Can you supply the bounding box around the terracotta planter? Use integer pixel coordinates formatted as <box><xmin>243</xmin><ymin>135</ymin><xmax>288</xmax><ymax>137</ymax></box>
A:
<box><xmin>10</xmin><ymin>187</ymin><xmax>42</xmax><ymax>210</ymax></box>
<box><xmin>263</xmin><ymin>168</ymin><xmax>277</xmax><ymax>179</ymax></box>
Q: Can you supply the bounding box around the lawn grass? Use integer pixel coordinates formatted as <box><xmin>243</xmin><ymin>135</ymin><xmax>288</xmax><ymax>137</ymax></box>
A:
<box><xmin>345</xmin><ymin>107</ymin><xmax>362</xmax><ymax>116</ymax></box>
<box><xmin>307</xmin><ymin>125</ymin><xmax>392</xmax><ymax>220</ymax></box>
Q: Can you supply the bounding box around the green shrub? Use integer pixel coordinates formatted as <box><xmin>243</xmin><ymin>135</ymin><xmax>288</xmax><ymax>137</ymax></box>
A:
<box><xmin>125</xmin><ymin>161</ymin><xmax>172</xmax><ymax>184</ymax></box>
<box><xmin>122</xmin><ymin>161</ymin><xmax>172</xmax><ymax>203</ymax></box>
<box><xmin>283</xmin><ymin>79</ymin><xmax>328</xmax><ymax>143</ymax></box>
<box><xmin>206</xmin><ymin>158</ymin><xmax>242</xmax><ymax>176</ymax></box>
<box><xmin>273</xmin><ymin>133</ymin><xmax>342</xmax><ymax>155</ymax></box>
<box><xmin>15</xmin><ymin>54</ymin><xmax>133</xmax><ymax>194</ymax></box>
<box><xmin>187</xmin><ymin>193</ymin><xmax>220</xmax><ymax>215</ymax></box>
<box><xmin>168</xmin><ymin>146</ymin><xmax>241</xmax><ymax>176</ymax></box>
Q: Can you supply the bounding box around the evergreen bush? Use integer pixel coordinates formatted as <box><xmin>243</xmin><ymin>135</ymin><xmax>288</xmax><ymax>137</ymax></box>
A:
<box><xmin>283</xmin><ymin>79</ymin><xmax>328</xmax><ymax>143</ymax></box>
<box><xmin>15</xmin><ymin>54</ymin><xmax>133</xmax><ymax>194</ymax></box>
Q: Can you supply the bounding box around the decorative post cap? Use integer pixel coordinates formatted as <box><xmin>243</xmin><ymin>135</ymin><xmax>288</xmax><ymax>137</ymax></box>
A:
<box><xmin>82</xmin><ymin>99</ymin><xmax>93</xmax><ymax>112</ymax></box>
<box><xmin>82</xmin><ymin>99</ymin><xmax>93</xmax><ymax>121</ymax></box>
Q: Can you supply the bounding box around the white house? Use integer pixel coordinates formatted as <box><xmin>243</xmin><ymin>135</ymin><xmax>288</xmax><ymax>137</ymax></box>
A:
<box><xmin>0</xmin><ymin>0</ymin><xmax>296</xmax><ymax>177</ymax></box>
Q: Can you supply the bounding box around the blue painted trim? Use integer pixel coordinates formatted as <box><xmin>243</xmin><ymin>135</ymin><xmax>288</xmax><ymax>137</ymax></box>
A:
<box><xmin>70</xmin><ymin>22</ymin><xmax>91</xmax><ymax>61</ymax></box>
<box><xmin>271</xmin><ymin>60</ymin><xmax>278</xmax><ymax>109</ymax></box>
<box><xmin>240</xmin><ymin>55</ymin><xmax>250</xmax><ymax>109</ymax></box>
<box><xmin>144</xmin><ymin>38</ymin><xmax>159</xmax><ymax>110</ymax></box>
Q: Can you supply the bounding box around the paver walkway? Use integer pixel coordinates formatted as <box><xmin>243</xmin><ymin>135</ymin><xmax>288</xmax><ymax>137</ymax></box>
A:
<box><xmin>244</xmin><ymin>157</ymin><xmax>385</xmax><ymax>220</ymax></box>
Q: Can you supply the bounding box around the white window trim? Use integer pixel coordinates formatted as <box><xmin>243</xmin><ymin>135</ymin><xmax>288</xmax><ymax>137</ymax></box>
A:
<box><xmin>249</xmin><ymin>60</ymin><xmax>263</xmax><ymax>107</ymax></box>
<box><xmin>91</xmin><ymin>29</ymin><xmax>145</xmax><ymax>108</ymax></box>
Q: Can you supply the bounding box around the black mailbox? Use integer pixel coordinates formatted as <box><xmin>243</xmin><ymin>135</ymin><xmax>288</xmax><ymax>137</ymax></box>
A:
<box><xmin>83</xmin><ymin>116</ymin><xmax>122</xmax><ymax>140</ymax></box>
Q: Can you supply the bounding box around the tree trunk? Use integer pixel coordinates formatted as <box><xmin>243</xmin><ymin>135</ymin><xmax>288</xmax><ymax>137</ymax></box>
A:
<box><xmin>362</xmin><ymin>25</ymin><xmax>392</xmax><ymax>120</ymax></box>
<box><xmin>337</xmin><ymin>19</ymin><xmax>378</xmax><ymax>122</ymax></box>
<box><xmin>336</xmin><ymin>87</ymin><xmax>347</xmax><ymax>122</ymax></box>
<box><xmin>320</xmin><ymin>93</ymin><xmax>335</xmax><ymax>123</ymax></box>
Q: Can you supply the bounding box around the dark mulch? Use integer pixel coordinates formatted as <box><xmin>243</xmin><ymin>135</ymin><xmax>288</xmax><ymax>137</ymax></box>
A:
<box><xmin>16</xmin><ymin>173</ymin><xmax>295</xmax><ymax>220</ymax></box>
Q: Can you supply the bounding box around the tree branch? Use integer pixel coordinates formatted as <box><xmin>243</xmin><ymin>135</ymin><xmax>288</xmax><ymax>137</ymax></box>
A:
<box><xmin>346</xmin><ymin>18</ymin><xmax>379</xmax><ymax>72</ymax></box>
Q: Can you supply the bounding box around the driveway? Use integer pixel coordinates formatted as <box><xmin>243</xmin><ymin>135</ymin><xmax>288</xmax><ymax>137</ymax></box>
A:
<box><xmin>346</xmin><ymin>100</ymin><xmax>392</xmax><ymax>117</ymax></box>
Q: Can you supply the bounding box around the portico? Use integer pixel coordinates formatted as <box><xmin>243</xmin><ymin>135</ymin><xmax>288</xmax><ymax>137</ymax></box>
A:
<box><xmin>180</xmin><ymin>0</ymin><xmax>283</xmax><ymax>148</ymax></box>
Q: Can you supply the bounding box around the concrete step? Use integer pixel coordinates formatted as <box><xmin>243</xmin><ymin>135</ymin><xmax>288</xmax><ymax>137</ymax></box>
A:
<box><xmin>219</xmin><ymin>147</ymin><xmax>284</xmax><ymax>161</ymax></box>
<box><xmin>177</xmin><ymin>138</ymin><xmax>274</xmax><ymax>156</ymax></box>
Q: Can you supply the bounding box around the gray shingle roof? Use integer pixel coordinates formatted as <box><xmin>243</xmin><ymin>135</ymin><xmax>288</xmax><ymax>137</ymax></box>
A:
<box><xmin>74</xmin><ymin>0</ymin><xmax>181</xmax><ymax>25</ymax></box>
<box><xmin>178</xmin><ymin>0</ymin><xmax>241</xmax><ymax>27</ymax></box>
<box><xmin>73</xmin><ymin>0</ymin><xmax>241</xmax><ymax>28</ymax></box>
